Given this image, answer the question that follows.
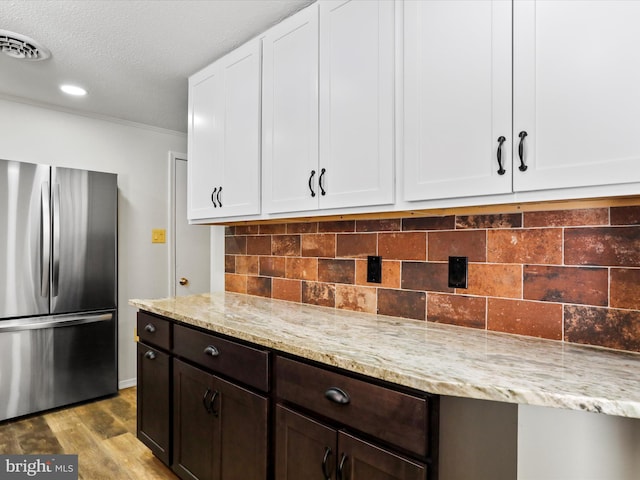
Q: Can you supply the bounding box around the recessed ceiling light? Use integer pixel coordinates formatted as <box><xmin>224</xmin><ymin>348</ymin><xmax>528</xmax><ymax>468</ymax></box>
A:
<box><xmin>60</xmin><ymin>84</ymin><xmax>87</xmax><ymax>96</ymax></box>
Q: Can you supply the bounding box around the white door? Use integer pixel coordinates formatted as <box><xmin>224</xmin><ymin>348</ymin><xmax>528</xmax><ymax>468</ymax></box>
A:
<box><xmin>175</xmin><ymin>158</ymin><xmax>211</xmax><ymax>295</ymax></box>
<box><xmin>318</xmin><ymin>0</ymin><xmax>395</xmax><ymax>209</ymax></box>
<box><xmin>403</xmin><ymin>0</ymin><xmax>512</xmax><ymax>201</ymax></box>
<box><xmin>262</xmin><ymin>3</ymin><xmax>319</xmax><ymax>214</ymax></box>
<box><xmin>513</xmin><ymin>0</ymin><xmax>640</xmax><ymax>192</ymax></box>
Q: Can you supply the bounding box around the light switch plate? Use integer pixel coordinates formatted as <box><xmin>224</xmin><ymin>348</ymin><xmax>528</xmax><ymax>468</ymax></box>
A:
<box><xmin>152</xmin><ymin>229</ymin><xmax>166</xmax><ymax>243</ymax></box>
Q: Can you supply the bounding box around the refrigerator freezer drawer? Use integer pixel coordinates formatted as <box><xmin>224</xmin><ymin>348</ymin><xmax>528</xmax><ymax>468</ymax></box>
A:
<box><xmin>0</xmin><ymin>311</ymin><xmax>118</xmax><ymax>421</ymax></box>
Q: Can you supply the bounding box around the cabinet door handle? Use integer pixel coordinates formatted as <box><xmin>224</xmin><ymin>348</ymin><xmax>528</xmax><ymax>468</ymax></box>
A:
<box><xmin>518</xmin><ymin>131</ymin><xmax>529</xmax><ymax>172</ymax></box>
<box><xmin>319</xmin><ymin>168</ymin><xmax>326</xmax><ymax>196</ymax></box>
<box><xmin>144</xmin><ymin>323</ymin><xmax>156</xmax><ymax>333</ymax></box>
<box><xmin>325</xmin><ymin>387</ymin><xmax>350</xmax><ymax>405</ymax></box>
<box><xmin>337</xmin><ymin>453</ymin><xmax>348</xmax><ymax>480</ymax></box>
<box><xmin>496</xmin><ymin>136</ymin><xmax>506</xmax><ymax>175</ymax></box>
<box><xmin>204</xmin><ymin>345</ymin><xmax>219</xmax><ymax>357</ymax></box>
<box><xmin>203</xmin><ymin>388</ymin><xmax>212</xmax><ymax>413</ymax></box>
<box><xmin>217</xmin><ymin>186</ymin><xmax>222</xmax><ymax>207</ymax></box>
<box><xmin>211</xmin><ymin>187</ymin><xmax>218</xmax><ymax>207</ymax></box>
<box><xmin>144</xmin><ymin>350</ymin><xmax>156</xmax><ymax>360</ymax></box>
<box><xmin>321</xmin><ymin>447</ymin><xmax>333</xmax><ymax>480</ymax></box>
<box><xmin>308</xmin><ymin>170</ymin><xmax>317</xmax><ymax>197</ymax></box>
<box><xmin>209</xmin><ymin>390</ymin><xmax>220</xmax><ymax>417</ymax></box>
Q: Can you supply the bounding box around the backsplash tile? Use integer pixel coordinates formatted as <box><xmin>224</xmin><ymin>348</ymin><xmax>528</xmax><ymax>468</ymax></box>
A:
<box><xmin>523</xmin><ymin>265</ymin><xmax>608</xmax><ymax>306</ymax></box>
<box><xmin>378</xmin><ymin>232</ymin><xmax>427</xmax><ymax>261</ymax></box>
<box><xmin>224</xmin><ymin>203</ymin><xmax>640</xmax><ymax>353</ymax></box>
<box><xmin>565</xmin><ymin>226</ymin><xmax>640</xmax><ymax>267</ymax></box>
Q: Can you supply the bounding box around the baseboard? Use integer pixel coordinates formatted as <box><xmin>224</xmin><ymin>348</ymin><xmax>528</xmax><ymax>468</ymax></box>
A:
<box><xmin>119</xmin><ymin>378</ymin><xmax>137</xmax><ymax>389</ymax></box>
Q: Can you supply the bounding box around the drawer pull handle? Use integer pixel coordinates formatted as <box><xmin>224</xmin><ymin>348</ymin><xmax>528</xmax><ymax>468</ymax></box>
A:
<box><xmin>518</xmin><ymin>130</ymin><xmax>528</xmax><ymax>172</ymax></box>
<box><xmin>209</xmin><ymin>390</ymin><xmax>220</xmax><ymax>417</ymax></box>
<box><xmin>496</xmin><ymin>136</ymin><xmax>506</xmax><ymax>175</ymax></box>
<box><xmin>203</xmin><ymin>388</ymin><xmax>212</xmax><ymax>413</ymax></box>
<box><xmin>319</xmin><ymin>168</ymin><xmax>326</xmax><ymax>196</ymax></box>
<box><xmin>308</xmin><ymin>170</ymin><xmax>316</xmax><ymax>197</ymax></box>
<box><xmin>144</xmin><ymin>350</ymin><xmax>156</xmax><ymax>360</ymax></box>
<box><xmin>325</xmin><ymin>387</ymin><xmax>350</xmax><ymax>405</ymax></box>
<box><xmin>337</xmin><ymin>453</ymin><xmax>348</xmax><ymax>480</ymax></box>
<box><xmin>144</xmin><ymin>323</ymin><xmax>156</xmax><ymax>333</ymax></box>
<box><xmin>204</xmin><ymin>345</ymin><xmax>219</xmax><ymax>357</ymax></box>
<box><xmin>321</xmin><ymin>447</ymin><xmax>332</xmax><ymax>480</ymax></box>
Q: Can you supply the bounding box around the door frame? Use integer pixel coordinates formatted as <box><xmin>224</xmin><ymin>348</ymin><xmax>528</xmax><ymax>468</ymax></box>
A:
<box><xmin>168</xmin><ymin>151</ymin><xmax>186</xmax><ymax>297</ymax></box>
<box><xmin>168</xmin><ymin>151</ymin><xmax>224</xmax><ymax>297</ymax></box>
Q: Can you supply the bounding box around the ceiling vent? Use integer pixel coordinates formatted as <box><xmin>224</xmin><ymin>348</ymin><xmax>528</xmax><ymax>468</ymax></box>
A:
<box><xmin>0</xmin><ymin>30</ymin><xmax>51</xmax><ymax>61</ymax></box>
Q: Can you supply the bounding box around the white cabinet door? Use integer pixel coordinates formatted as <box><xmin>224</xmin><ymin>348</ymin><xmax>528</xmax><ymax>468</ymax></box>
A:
<box><xmin>188</xmin><ymin>63</ymin><xmax>223</xmax><ymax>221</ymax></box>
<box><xmin>262</xmin><ymin>4</ymin><xmax>319</xmax><ymax>214</ymax></box>
<box><xmin>318</xmin><ymin>0</ymin><xmax>395</xmax><ymax>209</ymax></box>
<box><xmin>403</xmin><ymin>0</ymin><xmax>512</xmax><ymax>202</ymax></box>
<box><xmin>514</xmin><ymin>0</ymin><xmax>640</xmax><ymax>192</ymax></box>
<box><xmin>188</xmin><ymin>39</ymin><xmax>261</xmax><ymax>221</ymax></box>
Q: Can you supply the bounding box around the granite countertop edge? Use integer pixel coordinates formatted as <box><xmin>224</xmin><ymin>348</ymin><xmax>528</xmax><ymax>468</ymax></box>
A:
<box><xmin>129</xmin><ymin>292</ymin><xmax>640</xmax><ymax>420</ymax></box>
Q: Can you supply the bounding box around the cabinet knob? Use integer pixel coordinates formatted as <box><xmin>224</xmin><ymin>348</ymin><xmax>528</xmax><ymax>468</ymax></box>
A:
<box><xmin>179</xmin><ymin>277</ymin><xmax>189</xmax><ymax>286</ymax></box>
<box><xmin>324</xmin><ymin>387</ymin><xmax>350</xmax><ymax>405</ymax></box>
<box><xmin>144</xmin><ymin>350</ymin><xmax>156</xmax><ymax>360</ymax></box>
<box><xmin>204</xmin><ymin>345</ymin><xmax>220</xmax><ymax>357</ymax></box>
<box><xmin>144</xmin><ymin>323</ymin><xmax>156</xmax><ymax>333</ymax></box>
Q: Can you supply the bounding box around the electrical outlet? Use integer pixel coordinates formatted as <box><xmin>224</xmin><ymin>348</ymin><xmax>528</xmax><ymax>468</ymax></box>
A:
<box><xmin>367</xmin><ymin>256</ymin><xmax>382</xmax><ymax>283</ymax></box>
<box><xmin>448</xmin><ymin>256</ymin><xmax>468</xmax><ymax>288</ymax></box>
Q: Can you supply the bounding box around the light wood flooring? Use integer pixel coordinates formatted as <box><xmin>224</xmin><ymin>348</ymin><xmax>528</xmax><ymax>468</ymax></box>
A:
<box><xmin>0</xmin><ymin>387</ymin><xmax>178</xmax><ymax>480</ymax></box>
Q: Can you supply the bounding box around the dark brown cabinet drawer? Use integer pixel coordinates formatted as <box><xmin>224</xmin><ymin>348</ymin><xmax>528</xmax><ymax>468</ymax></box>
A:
<box><xmin>137</xmin><ymin>311</ymin><xmax>171</xmax><ymax>350</ymax></box>
<box><xmin>173</xmin><ymin>324</ymin><xmax>270</xmax><ymax>392</ymax></box>
<box><xmin>276</xmin><ymin>356</ymin><xmax>429</xmax><ymax>457</ymax></box>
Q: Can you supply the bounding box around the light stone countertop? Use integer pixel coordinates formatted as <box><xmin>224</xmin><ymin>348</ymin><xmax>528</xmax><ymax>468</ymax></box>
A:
<box><xmin>129</xmin><ymin>292</ymin><xmax>640</xmax><ymax>419</ymax></box>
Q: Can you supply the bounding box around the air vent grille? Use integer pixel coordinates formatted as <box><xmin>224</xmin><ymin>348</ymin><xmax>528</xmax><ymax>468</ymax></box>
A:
<box><xmin>0</xmin><ymin>30</ymin><xmax>50</xmax><ymax>61</ymax></box>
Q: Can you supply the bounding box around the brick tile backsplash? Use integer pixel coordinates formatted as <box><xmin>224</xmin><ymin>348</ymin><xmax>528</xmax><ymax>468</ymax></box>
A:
<box><xmin>224</xmin><ymin>204</ymin><xmax>640</xmax><ymax>353</ymax></box>
<box><xmin>565</xmin><ymin>226</ymin><xmax>640</xmax><ymax>266</ymax></box>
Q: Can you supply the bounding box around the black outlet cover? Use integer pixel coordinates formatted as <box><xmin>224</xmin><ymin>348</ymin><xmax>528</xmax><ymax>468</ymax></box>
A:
<box><xmin>448</xmin><ymin>256</ymin><xmax>468</xmax><ymax>288</ymax></box>
<box><xmin>367</xmin><ymin>256</ymin><xmax>382</xmax><ymax>283</ymax></box>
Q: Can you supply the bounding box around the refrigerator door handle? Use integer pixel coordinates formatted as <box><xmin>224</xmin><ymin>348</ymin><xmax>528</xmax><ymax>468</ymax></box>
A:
<box><xmin>0</xmin><ymin>312</ymin><xmax>113</xmax><ymax>333</ymax></box>
<box><xmin>52</xmin><ymin>182</ymin><xmax>61</xmax><ymax>297</ymax></box>
<box><xmin>41</xmin><ymin>182</ymin><xmax>51</xmax><ymax>297</ymax></box>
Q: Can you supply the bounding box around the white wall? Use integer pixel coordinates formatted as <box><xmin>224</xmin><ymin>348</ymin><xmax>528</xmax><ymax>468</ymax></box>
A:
<box><xmin>0</xmin><ymin>97</ymin><xmax>187</xmax><ymax>387</ymax></box>
<box><xmin>518</xmin><ymin>405</ymin><xmax>640</xmax><ymax>480</ymax></box>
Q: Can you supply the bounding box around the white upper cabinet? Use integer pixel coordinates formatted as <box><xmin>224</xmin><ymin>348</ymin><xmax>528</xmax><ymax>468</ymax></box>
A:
<box><xmin>188</xmin><ymin>38</ymin><xmax>261</xmax><ymax>221</ymax></box>
<box><xmin>262</xmin><ymin>0</ymin><xmax>395</xmax><ymax>215</ymax></box>
<box><xmin>513</xmin><ymin>0</ymin><xmax>640</xmax><ymax>192</ymax></box>
<box><xmin>262</xmin><ymin>4</ymin><xmax>319</xmax><ymax>214</ymax></box>
<box><xmin>319</xmin><ymin>0</ymin><xmax>395</xmax><ymax>210</ymax></box>
<box><xmin>403</xmin><ymin>0</ymin><xmax>512</xmax><ymax>201</ymax></box>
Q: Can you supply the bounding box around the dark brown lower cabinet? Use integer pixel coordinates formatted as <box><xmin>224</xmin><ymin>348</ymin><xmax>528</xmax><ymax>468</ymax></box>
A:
<box><xmin>172</xmin><ymin>358</ymin><xmax>268</xmax><ymax>480</ymax></box>
<box><xmin>137</xmin><ymin>342</ymin><xmax>171</xmax><ymax>465</ymax></box>
<box><xmin>275</xmin><ymin>405</ymin><xmax>427</xmax><ymax>480</ymax></box>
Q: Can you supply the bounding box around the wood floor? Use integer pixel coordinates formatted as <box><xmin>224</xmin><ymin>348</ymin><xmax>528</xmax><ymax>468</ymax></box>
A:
<box><xmin>0</xmin><ymin>387</ymin><xmax>178</xmax><ymax>480</ymax></box>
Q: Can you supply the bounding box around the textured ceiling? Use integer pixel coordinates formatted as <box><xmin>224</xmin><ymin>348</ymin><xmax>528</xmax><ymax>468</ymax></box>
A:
<box><xmin>0</xmin><ymin>0</ymin><xmax>315</xmax><ymax>133</ymax></box>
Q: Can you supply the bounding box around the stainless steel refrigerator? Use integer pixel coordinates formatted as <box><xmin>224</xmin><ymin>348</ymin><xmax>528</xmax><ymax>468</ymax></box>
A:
<box><xmin>0</xmin><ymin>159</ymin><xmax>118</xmax><ymax>421</ymax></box>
